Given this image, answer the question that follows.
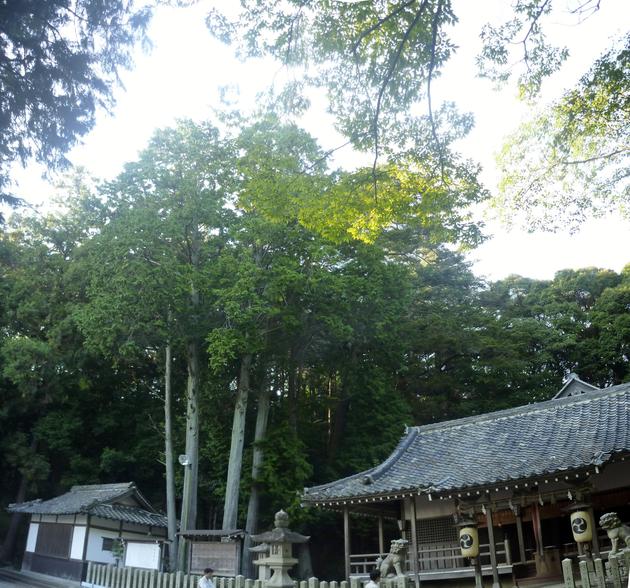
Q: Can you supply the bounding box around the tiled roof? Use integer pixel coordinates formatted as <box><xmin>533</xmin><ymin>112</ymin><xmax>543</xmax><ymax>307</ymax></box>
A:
<box><xmin>303</xmin><ymin>383</ymin><xmax>630</xmax><ymax>503</ymax></box>
<box><xmin>8</xmin><ymin>482</ymin><xmax>168</xmax><ymax>528</ymax></box>
<box><xmin>89</xmin><ymin>504</ymin><xmax>168</xmax><ymax>527</ymax></box>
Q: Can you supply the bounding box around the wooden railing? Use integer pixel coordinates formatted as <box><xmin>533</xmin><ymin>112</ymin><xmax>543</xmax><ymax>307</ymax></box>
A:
<box><xmin>349</xmin><ymin>540</ymin><xmax>511</xmax><ymax>576</ymax></box>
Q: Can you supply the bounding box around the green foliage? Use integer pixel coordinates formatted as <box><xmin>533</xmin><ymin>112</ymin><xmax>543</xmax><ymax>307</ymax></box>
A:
<box><xmin>234</xmin><ymin>115</ymin><xmax>484</xmax><ymax>247</ymax></box>
<box><xmin>208</xmin><ymin>1</ymin><xmax>458</xmax><ymax>155</ymax></box>
<box><xmin>477</xmin><ymin>0</ymin><xmax>572</xmax><ymax>98</ymax></box>
<box><xmin>494</xmin><ymin>35</ymin><xmax>630</xmax><ymax>229</ymax></box>
<box><xmin>0</xmin><ymin>0</ymin><xmax>153</xmax><ymax>209</ymax></box>
<box><xmin>255</xmin><ymin>420</ymin><xmax>313</xmax><ymax>524</ymax></box>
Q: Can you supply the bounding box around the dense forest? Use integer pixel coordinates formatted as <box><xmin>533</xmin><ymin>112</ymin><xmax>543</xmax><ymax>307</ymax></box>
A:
<box><xmin>1</xmin><ymin>0</ymin><xmax>628</xmax><ymax>579</ymax></box>
<box><xmin>1</xmin><ymin>118</ymin><xmax>628</xmax><ymax>574</ymax></box>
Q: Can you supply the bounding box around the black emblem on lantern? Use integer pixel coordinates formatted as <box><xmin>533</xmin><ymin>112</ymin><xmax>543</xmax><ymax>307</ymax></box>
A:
<box><xmin>572</xmin><ymin>517</ymin><xmax>587</xmax><ymax>534</ymax></box>
<box><xmin>460</xmin><ymin>534</ymin><xmax>473</xmax><ymax>549</ymax></box>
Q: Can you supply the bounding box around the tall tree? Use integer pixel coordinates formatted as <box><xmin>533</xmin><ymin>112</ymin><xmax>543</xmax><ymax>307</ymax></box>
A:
<box><xmin>75</xmin><ymin>120</ymin><xmax>235</xmax><ymax>567</ymax></box>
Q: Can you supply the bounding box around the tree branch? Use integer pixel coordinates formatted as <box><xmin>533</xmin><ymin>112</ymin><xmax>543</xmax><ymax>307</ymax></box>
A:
<box><xmin>427</xmin><ymin>0</ymin><xmax>446</xmax><ymax>184</ymax></box>
<box><xmin>350</xmin><ymin>0</ymin><xmax>417</xmax><ymax>56</ymax></box>
<box><xmin>370</xmin><ymin>1</ymin><xmax>429</xmax><ymax>199</ymax></box>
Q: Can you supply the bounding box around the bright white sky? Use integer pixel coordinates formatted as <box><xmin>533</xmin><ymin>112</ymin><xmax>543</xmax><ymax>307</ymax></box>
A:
<box><xmin>11</xmin><ymin>0</ymin><xmax>630</xmax><ymax>281</ymax></box>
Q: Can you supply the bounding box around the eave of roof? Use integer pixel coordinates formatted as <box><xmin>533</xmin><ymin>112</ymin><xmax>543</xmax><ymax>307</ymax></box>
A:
<box><xmin>7</xmin><ymin>482</ymin><xmax>168</xmax><ymax>528</ymax></box>
<box><xmin>89</xmin><ymin>504</ymin><xmax>168</xmax><ymax>528</ymax></box>
<box><xmin>303</xmin><ymin>383</ymin><xmax>630</xmax><ymax>505</ymax></box>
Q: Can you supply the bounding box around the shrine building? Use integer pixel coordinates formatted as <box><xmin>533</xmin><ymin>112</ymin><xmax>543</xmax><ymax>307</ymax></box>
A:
<box><xmin>302</xmin><ymin>376</ymin><xmax>630</xmax><ymax>585</ymax></box>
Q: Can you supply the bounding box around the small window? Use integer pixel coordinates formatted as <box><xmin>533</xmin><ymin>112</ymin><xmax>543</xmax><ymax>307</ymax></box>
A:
<box><xmin>102</xmin><ymin>537</ymin><xmax>114</xmax><ymax>551</ymax></box>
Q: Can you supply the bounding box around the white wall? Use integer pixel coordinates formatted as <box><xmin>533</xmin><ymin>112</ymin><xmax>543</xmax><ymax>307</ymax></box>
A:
<box><xmin>124</xmin><ymin>542</ymin><xmax>160</xmax><ymax>570</ymax></box>
<box><xmin>86</xmin><ymin>528</ymin><xmax>120</xmax><ymax>564</ymax></box>
<box><xmin>25</xmin><ymin>523</ymin><xmax>39</xmax><ymax>553</ymax></box>
<box><xmin>70</xmin><ymin>526</ymin><xmax>86</xmax><ymax>560</ymax></box>
<box><xmin>86</xmin><ymin>524</ymin><xmax>165</xmax><ymax>565</ymax></box>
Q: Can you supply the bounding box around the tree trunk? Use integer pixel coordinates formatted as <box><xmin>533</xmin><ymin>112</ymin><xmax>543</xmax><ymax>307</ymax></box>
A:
<box><xmin>178</xmin><ymin>338</ymin><xmax>200</xmax><ymax>569</ymax></box>
<box><xmin>178</xmin><ymin>229</ymin><xmax>202</xmax><ymax>571</ymax></box>
<box><xmin>241</xmin><ymin>375</ymin><xmax>271</xmax><ymax>578</ymax></box>
<box><xmin>222</xmin><ymin>353</ymin><xmax>252</xmax><ymax>530</ymax></box>
<box><xmin>0</xmin><ymin>468</ymin><xmax>28</xmax><ymax>563</ymax></box>
<box><xmin>164</xmin><ymin>342</ymin><xmax>178</xmax><ymax>571</ymax></box>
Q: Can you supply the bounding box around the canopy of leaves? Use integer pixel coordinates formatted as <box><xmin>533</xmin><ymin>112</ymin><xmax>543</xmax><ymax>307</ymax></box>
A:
<box><xmin>0</xmin><ymin>0</ymin><xmax>152</xmax><ymax>210</ymax></box>
<box><xmin>207</xmin><ymin>0</ymin><xmax>461</xmax><ymax>165</ymax></box>
<box><xmin>493</xmin><ymin>34</ymin><xmax>630</xmax><ymax>230</ymax></box>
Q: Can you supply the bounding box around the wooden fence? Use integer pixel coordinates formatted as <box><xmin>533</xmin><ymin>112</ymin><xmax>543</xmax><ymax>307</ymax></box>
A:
<box><xmin>83</xmin><ymin>564</ymin><xmax>413</xmax><ymax>588</ymax></box>
<box><xmin>561</xmin><ymin>552</ymin><xmax>630</xmax><ymax>588</ymax></box>
<box><xmin>350</xmin><ymin>540</ymin><xmax>511</xmax><ymax>575</ymax></box>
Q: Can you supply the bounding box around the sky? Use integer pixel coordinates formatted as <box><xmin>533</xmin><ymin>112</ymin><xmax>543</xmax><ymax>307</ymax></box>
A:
<box><xmin>11</xmin><ymin>0</ymin><xmax>630</xmax><ymax>281</ymax></box>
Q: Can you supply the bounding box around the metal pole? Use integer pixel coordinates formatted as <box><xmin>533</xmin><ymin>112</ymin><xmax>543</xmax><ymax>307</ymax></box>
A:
<box><xmin>473</xmin><ymin>556</ymin><xmax>483</xmax><ymax>588</ymax></box>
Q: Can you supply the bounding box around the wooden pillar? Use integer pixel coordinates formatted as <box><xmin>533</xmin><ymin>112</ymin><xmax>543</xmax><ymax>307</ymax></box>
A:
<box><xmin>343</xmin><ymin>506</ymin><xmax>351</xmax><ymax>581</ymax></box>
<box><xmin>531</xmin><ymin>503</ymin><xmax>543</xmax><ymax>557</ymax></box>
<box><xmin>377</xmin><ymin>516</ymin><xmax>385</xmax><ymax>556</ymax></box>
<box><xmin>485</xmin><ymin>507</ymin><xmax>501</xmax><ymax>588</ymax></box>
<box><xmin>406</xmin><ymin>497</ymin><xmax>421</xmax><ymax>588</ymax></box>
<box><xmin>514</xmin><ymin>507</ymin><xmax>527</xmax><ymax>564</ymax></box>
<box><xmin>587</xmin><ymin>506</ymin><xmax>600</xmax><ymax>557</ymax></box>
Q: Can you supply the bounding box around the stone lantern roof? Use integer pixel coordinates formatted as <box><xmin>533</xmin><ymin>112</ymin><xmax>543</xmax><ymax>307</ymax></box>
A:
<box><xmin>251</xmin><ymin>510</ymin><xmax>310</xmax><ymax>544</ymax></box>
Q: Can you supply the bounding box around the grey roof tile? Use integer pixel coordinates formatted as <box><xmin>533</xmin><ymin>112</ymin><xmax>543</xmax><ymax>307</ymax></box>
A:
<box><xmin>8</xmin><ymin>482</ymin><xmax>168</xmax><ymax>528</ymax></box>
<box><xmin>303</xmin><ymin>383</ymin><xmax>630</xmax><ymax>503</ymax></box>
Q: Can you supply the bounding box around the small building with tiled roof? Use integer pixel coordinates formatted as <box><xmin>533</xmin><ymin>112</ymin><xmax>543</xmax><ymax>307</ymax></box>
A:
<box><xmin>8</xmin><ymin>482</ymin><xmax>169</xmax><ymax>582</ymax></box>
<box><xmin>302</xmin><ymin>379</ymin><xmax>630</xmax><ymax>586</ymax></box>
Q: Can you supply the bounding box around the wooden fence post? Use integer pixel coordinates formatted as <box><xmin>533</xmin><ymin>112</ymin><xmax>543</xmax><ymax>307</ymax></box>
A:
<box><xmin>562</xmin><ymin>558</ymin><xmax>575</xmax><ymax>588</ymax></box>
<box><xmin>245</xmin><ymin>580</ymin><xmax>255</xmax><ymax>588</ymax></box>
<box><xmin>340</xmin><ymin>581</ymin><xmax>348</xmax><ymax>588</ymax></box>
<box><xmin>309</xmin><ymin>577</ymin><xmax>319</xmax><ymax>588</ymax></box>
<box><xmin>349</xmin><ymin>577</ymin><xmax>359</xmax><ymax>588</ymax></box>
<box><xmin>579</xmin><ymin>560</ymin><xmax>591</xmax><ymax>588</ymax></box>
<box><xmin>330</xmin><ymin>580</ymin><xmax>338</xmax><ymax>588</ymax></box>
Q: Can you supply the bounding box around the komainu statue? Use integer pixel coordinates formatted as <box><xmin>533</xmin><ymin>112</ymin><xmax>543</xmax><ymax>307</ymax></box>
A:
<box><xmin>599</xmin><ymin>512</ymin><xmax>630</xmax><ymax>554</ymax></box>
<box><xmin>376</xmin><ymin>538</ymin><xmax>409</xmax><ymax>577</ymax></box>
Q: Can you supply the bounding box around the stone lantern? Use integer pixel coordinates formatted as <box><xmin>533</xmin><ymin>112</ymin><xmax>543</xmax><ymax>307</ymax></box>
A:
<box><xmin>251</xmin><ymin>510</ymin><xmax>310</xmax><ymax>588</ymax></box>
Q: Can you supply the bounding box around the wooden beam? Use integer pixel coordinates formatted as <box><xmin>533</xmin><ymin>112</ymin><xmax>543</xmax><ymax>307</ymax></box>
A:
<box><xmin>343</xmin><ymin>506</ymin><xmax>351</xmax><ymax>581</ymax></box>
<box><xmin>514</xmin><ymin>507</ymin><xmax>526</xmax><ymax>564</ymax></box>
<box><xmin>406</xmin><ymin>497</ymin><xmax>421</xmax><ymax>588</ymax></box>
<box><xmin>378</xmin><ymin>516</ymin><xmax>384</xmax><ymax>556</ymax></box>
<box><xmin>485</xmin><ymin>507</ymin><xmax>501</xmax><ymax>588</ymax></box>
<box><xmin>81</xmin><ymin>515</ymin><xmax>91</xmax><ymax>562</ymax></box>
<box><xmin>587</xmin><ymin>506</ymin><xmax>600</xmax><ymax>557</ymax></box>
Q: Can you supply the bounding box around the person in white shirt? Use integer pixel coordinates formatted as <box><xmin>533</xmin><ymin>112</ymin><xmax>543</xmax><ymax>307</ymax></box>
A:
<box><xmin>198</xmin><ymin>567</ymin><xmax>215</xmax><ymax>588</ymax></box>
<box><xmin>365</xmin><ymin>569</ymin><xmax>381</xmax><ymax>588</ymax></box>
